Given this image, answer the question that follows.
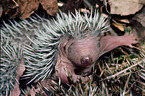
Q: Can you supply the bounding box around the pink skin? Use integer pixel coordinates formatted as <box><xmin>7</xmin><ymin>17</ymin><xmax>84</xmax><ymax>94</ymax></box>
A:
<box><xmin>55</xmin><ymin>33</ymin><xmax>137</xmax><ymax>84</ymax></box>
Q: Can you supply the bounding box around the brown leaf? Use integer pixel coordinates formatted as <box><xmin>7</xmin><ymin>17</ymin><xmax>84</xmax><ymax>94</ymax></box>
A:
<box><xmin>40</xmin><ymin>0</ymin><xmax>58</xmax><ymax>16</ymax></box>
<box><xmin>1</xmin><ymin>0</ymin><xmax>20</xmax><ymax>18</ymax></box>
<box><xmin>19</xmin><ymin>0</ymin><xmax>39</xmax><ymax>19</ymax></box>
<box><xmin>1</xmin><ymin>0</ymin><xmax>58</xmax><ymax>19</ymax></box>
<box><xmin>130</xmin><ymin>7</ymin><xmax>145</xmax><ymax>43</ymax></box>
<box><xmin>10</xmin><ymin>58</ymin><xmax>25</xmax><ymax>96</ymax></box>
<box><xmin>1</xmin><ymin>0</ymin><xmax>39</xmax><ymax>19</ymax></box>
<box><xmin>109</xmin><ymin>0</ymin><xmax>143</xmax><ymax>15</ymax></box>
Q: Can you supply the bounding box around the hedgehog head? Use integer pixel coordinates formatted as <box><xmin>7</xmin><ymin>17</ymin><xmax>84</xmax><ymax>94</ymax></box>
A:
<box><xmin>66</xmin><ymin>35</ymin><xmax>100</xmax><ymax>67</ymax></box>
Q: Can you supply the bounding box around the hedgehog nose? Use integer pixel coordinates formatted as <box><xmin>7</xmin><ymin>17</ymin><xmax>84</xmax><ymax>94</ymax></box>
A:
<box><xmin>80</xmin><ymin>56</ymin><xmax>93</xmax><ymax>66</ymax></box>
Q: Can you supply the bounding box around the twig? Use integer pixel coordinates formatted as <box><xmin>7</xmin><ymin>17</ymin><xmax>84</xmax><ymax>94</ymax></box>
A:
<box><xmin>104</xmin><ymin>60</ymin><xmax>143</xmax><ymax>80</ymax></box>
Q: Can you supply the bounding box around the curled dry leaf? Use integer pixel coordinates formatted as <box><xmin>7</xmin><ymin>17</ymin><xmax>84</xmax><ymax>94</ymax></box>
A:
<box><xmin>1</xmin><ymin>0</ymin><xmax>58</xmax><ymax>19</ymax></box>
<box><xmin>40</xmin><ymin>0</ymin><xmax>58</xmax><ymax>16</ymax></box>
<box><xmin>1</xmin><ymin>0</ymin><xmax>39</xmax><ymax>19</ymax></box>
<box><xmin>1</xmin><ymin>0</ymin><xmax>20</xmax><ymax>18</ymax></box>
<box><xmin>10</xmin><ymin>58</ymin><xmax>25</xmax><ymax>96</ymax></box>
<box><xmin>108</xmin><ymin>0</ymin><xmax>143</xmax><ymax>15</ymax></box>
<box><xmin>111</xmin><ymin>19</ymin><xmax>129</xmax><ymax>32</ymax></box>
<box><xmin>112</xmin><ymin>23</ymin><xmax>125</xmax><ymax>31</ymax></box>
<box><xmin>19</xmin><ymin>0</ymin><xmax>39</xmax><ymax>19</ymax></box>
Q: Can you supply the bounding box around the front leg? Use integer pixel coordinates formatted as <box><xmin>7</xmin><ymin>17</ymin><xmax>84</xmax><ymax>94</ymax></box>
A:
<box><xmin>55</xmin><ymin>57</ymin><xmax>73</xmax><ymax>84</ymax></box>
<box><xmin>99</xmin><ymin>33</ymin><xmax>137</xmax><ymax>57</ymax></box>
<box><xmin>55</xmin><ymin>37</ymin><xmax>81</xmax><ymax>84</ymax></box>
<box><xmin>55</xmin><ymin>53</ymin><xmax>85</xmax><ymax>84</ymax></box>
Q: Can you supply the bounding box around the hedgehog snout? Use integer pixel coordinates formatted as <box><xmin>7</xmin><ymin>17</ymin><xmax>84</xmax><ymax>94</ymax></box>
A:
<box><xmin>80</xmin><ymin>56</ymin><xmax>93</xmax><ymax>66</ymax></box>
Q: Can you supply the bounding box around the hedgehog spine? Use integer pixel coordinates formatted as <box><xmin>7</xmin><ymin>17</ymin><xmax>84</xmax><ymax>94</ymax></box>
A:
<box><xmin>0</xmin><ymin>9</ymin><xmax>108</xmax><ymax>95</ymax></box>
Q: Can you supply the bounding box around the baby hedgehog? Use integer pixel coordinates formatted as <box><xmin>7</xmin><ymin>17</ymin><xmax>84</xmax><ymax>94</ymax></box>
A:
<box><xmin>1</xmin><ymin>9</ymin><xmax>137</xmax><ymax>95</ymax></box>
<box><xmin>54</xmin><ymin>11</ymin><xmax>137</xmax><ymax>84</ymax></box>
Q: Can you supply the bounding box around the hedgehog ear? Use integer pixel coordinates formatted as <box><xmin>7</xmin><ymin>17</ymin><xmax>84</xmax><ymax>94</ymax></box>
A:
<box><xmin>58</xmin><ymin>36</ymin><xmax>70</xmax><ymax>56</ymax></box>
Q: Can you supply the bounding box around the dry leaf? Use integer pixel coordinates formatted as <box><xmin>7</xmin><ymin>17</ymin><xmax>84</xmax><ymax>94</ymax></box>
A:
<box><xmin>109</xmin><ymin>0</ymin><xmax>143</xmax><ymax>15</ymax></box>
<box><xmin>40</xmin><ymin>0</ymin><xmax>58</xmax><ymax>16</ymax></box>
<box><xmin>1</xmin><ymin>0</ymin><xmax>20</xmax><ymax>18</ymax></box>
<box><xmin>10</xmin><ymin>58</ymin><xmax>25</xmax><ymax>96</ymax></box>
<box><xmin>1</xmin><ymin>0</ymin><xmax>58</xmax><ymax>19</ymax></box>
<box><xmin>1</xmin><ymin>0</ymin><xmax>39</xmax><ymax>19</ymax></box>
<box><xmin>118</xmin><ymin>19</ymin><xmax>130</xmax><ymax>24</ymax></box>
<box><xmin>130</xmin><ymin>7</ymin><xmax>145</xmax><ymax>43</ymax></box>
<box><xmin>19</xmin><ymin>0</ymin><xmax>39</xmax><ymax>19</ymax></box>
<box><xmin>112</xmin><ymin>23</ymin><xmax>125</xmax><ymax>31</ymax></box>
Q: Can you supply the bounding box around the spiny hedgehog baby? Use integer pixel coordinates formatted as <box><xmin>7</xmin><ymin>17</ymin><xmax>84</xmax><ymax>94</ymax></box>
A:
<box><xmin>0</xmin><ymin>9</ymin><xmax>137</xmax><ymax>95</ymax></box>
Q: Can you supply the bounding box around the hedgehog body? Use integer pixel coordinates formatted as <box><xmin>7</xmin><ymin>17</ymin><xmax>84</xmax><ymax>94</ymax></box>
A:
<box><xmin>0</xmin><ymin>9</ymin><xmax>137</xmax><ymax>95</ymax></box>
